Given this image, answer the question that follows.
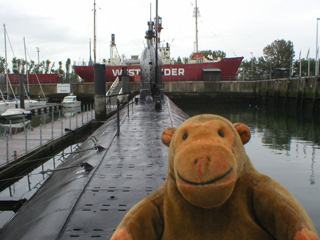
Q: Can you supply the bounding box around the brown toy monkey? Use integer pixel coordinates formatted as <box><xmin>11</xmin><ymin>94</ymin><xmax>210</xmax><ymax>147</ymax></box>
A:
<box><xmin>111</xmin><ymin>114</ymin><xmax>319</xmax><ymax>240</ymax></box>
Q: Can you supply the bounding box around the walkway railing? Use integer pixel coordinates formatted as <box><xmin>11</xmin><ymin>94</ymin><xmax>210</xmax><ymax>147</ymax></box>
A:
<box><xmin>0</xmin><ymin>104</ymin><xmax>95</xmax><ymax>165</ymax></box>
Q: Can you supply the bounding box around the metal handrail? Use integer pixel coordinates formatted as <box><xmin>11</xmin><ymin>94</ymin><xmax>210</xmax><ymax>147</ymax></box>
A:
<box><xmin>106</xmin><ymin>76</ymin><xmax>120</xmax><ymax>97</ymax></box>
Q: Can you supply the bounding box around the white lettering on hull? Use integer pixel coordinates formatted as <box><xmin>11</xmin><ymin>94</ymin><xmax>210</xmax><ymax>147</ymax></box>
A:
<box><xmin>112</xmin><ymin>69</ymin><xmax>122</xmax><ymax>76</ymax></box>
<box><xmin>112</xmin><ymin>68</ymin><xmax>185</xmax><ymax>77</ymax></box>
<box><xmin>112</xmin><ymin>69</ymin><xmax>141</xmax><ymax>77</ymax></box>
<box><xmin>163</xmin><ymin>68</ymin><xmax>185</xmax><ymax>76</ymax></box>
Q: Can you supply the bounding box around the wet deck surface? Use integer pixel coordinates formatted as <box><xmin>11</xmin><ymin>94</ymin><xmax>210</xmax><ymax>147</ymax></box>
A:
<box><xmin>0</xmin><ymin>96</ymin><xmax>189</xmax><ymax>239</ymax></box>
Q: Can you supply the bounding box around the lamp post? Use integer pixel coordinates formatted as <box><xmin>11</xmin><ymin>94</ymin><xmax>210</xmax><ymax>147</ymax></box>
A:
<box><xmin>316</xmin><ymin>18</ymin><xmax>320</xmax><ymax>75</ymax></box>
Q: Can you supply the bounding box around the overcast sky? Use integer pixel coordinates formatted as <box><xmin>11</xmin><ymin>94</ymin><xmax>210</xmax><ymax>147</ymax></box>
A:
<box><xmin>1</xmin><ymin>0</ymin><xmax>320</xmax><ymax>67</ymax></box>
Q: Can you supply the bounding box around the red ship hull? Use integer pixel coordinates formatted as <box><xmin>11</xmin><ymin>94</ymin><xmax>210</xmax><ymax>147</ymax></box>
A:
<box><xmin>4</xmin><ymin>74</ymin><xmax>62</xmax><ymax>84</ymax></box>
<box><xmin>73</xmin><ymin>57</ymin><xmax>243</xmax><ymax>82</ymax></box>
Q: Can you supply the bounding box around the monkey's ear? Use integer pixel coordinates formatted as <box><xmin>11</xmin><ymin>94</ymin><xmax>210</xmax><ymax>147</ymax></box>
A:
<box><xmin>234</xmin><ymin>123</ymin><xmax>251</xmax><ymax>145</ymax></box>
<box><xmin>161</xmin><ymin>127</ymin><xmax>177</xmax><ymax>147</ymax></box>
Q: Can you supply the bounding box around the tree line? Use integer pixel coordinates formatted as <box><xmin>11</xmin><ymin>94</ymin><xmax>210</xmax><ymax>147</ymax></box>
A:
<box><xmin>0</xmin><ymin>57</ymin><xmax>78</xmax><ymax>81</ymax></box>
<box><xmin>178</xmin><ymin>39</ymin><xmax>318</xmax><ymax>80</ymax></box>
<box><xmin>239</xmin><ymin>39</ymin><xmax>318</xmax><ymax>80</ymax></box>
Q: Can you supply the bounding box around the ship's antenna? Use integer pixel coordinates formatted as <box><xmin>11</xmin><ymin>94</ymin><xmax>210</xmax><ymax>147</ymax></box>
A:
<box><xmin>155</xmin><ymin>0</ymin><xmax>158</xmax><ymax>86</ymax></box>
<box><xmin>93</xmin><ymin>0</ymin><xmax>97</xmax><ymax>64</ymax></box>
<box><xmin>194</xmin><ymin>0</ymin><xmax>199</xmax><ymax>53</ymax></box>
<box><xmin>150</xmin><ymin>3</ymin><xmax>152</xmax><ymax>23</ymax></box>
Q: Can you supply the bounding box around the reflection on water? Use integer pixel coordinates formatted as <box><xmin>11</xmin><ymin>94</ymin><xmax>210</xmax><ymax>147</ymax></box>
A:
<box><xmin>0</xmin><ymin>119</ymin><xmax>32</xmax><ymax>136</ymax></box>
<box><xmin>0</xmin><ymin>143</ymin><xmax>82</xmax><ymax>228</ymax></box>
<box><xmin>62</xmin><ymin>106</ymin><xmax>81</xmax><ymax>118</ymax></box>
<box><xmin>173</xmin><ymin>99</ymin><xmax>320</xmax><ymax>233</ymax></box>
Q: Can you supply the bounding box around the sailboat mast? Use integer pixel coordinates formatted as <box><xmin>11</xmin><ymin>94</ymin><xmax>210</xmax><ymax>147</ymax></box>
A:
<box><xmin>93</xmin><ymin>0</ymin><xmax>97</xmax><ymax>64</ymax></box>
<box><xmin>195</xmin><ymin>0</ymin><xmax>199</xmax><ymax>53</ymax></box>
<box><xmin>4</xmin><ymin>24</ymin><xmax>9</xmax><ymax>100</ymax></box>
<box><xmin>24</xmin><ymin>37</ymin><xmax>30</xmax><ymax>96</ymax></box>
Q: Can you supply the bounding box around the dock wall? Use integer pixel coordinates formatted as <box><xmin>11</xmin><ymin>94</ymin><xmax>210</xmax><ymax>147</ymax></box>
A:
<box><xmin>2</xmin><ymin>76</ymin><xmax>320</xmax><ymax>114</ymax></box>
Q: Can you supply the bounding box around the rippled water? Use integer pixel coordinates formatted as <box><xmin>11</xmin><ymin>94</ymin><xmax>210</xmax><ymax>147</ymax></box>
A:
<box><xmin>174</xmin><ymin>99</ymin><xmax>320</xmax><ymax>233</ymax></box>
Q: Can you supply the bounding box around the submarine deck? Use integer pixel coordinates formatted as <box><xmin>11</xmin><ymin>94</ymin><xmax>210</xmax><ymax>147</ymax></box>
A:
<box><xmin>0</xmin><ymin>96</ymin><xmax>189</xmax><ymax>239</ymax></box>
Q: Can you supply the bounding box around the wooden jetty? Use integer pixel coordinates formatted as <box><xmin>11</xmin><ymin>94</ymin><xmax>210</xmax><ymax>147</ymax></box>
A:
<box><xmin>0</xmin><ymin>96</ymin><xmax>189</xmax><ymax>239</ymax></box>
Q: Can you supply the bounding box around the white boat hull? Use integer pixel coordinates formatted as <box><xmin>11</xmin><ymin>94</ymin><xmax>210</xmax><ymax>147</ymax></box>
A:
<box><xmin>62</xmin><ymin>101</ymin><xmax>81</xmax><ymax>108</ymax></box>
<box><xmin>62</xmin><ymin>95</ymin><xmax>81</xmax><ymax>108</ymax></box>
<box><xmin>0</xmin><ymin>108</ymin><xmax>32</xmax><ymax>120</ymax></box>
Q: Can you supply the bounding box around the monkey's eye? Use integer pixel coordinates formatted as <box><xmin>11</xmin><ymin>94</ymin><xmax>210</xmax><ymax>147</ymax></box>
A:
<box><xmin>183</xmin><ymin>132</ymin><xmax>188</xmax><ymax>140</ymax></box>
<box><xmin>218</xmin><ymin>130</ymin><xmax>224</xmax><ymax>138</ymax></box>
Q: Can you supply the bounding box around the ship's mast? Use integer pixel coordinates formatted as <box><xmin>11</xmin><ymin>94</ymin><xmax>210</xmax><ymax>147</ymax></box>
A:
<box><xmin>194</xmin><ymin>0</ymin><xmax>199</xmax><ymax>53</ymax></box>
<box><xmin>93</xmin><ymin>0</ymin><xmax>96</xmax><ymax>64</ymax></box>
<box><xmin>155</xmin><ymin>0</ymin><xmax>159</xmax><ymax>87</ymax></box>
<box><xmin>89</xmin><ymin>38</ymin><xmax>93</xmax><ymax>66</ymax></box>
<box><xmin>24</xmin><ymin>37</ymin><xmax>30</xmax><ymax>96</ymax></box>
<box><xmin>4</xmin><ymin>24</ymin><xmax>9</xmax><ymax>100</ymax></box>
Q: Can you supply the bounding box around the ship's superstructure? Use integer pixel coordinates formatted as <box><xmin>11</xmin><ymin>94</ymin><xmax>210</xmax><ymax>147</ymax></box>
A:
<box><xmin>140</xmin><ymin>20</ymin><xmax>163</xmax><ymax>102</ymax></box>
<box><xmin>73</xmin><ymin>1</ymin><xmax>243</xmax><ymax>83</ymax></box>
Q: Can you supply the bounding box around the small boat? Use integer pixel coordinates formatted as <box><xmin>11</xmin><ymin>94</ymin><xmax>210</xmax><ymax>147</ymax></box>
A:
<box><xmin>62</xmin><ymin>94</ymin><xmax>81</xmax><ymax>108</ymax></box>
<box><xmin>0</xmin><ymin>108</ymin><xmax>32</xmax><ymax>120</ymax></box>
<box><xmin>25</xmin><ymin>99</ymin><xmax>48</xmax><ymax>108</ymax></box>
<box><xmin>0</xmin><ymin>101</ymin><xmax>18</xmax><ymax>113</ymax></box>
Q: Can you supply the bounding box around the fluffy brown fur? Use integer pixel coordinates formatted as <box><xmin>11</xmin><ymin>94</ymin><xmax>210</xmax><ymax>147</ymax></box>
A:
<box><xmin>111</xmin><ymin>114</ymin><xmax>319</xmax><ymax>240</ymax></box>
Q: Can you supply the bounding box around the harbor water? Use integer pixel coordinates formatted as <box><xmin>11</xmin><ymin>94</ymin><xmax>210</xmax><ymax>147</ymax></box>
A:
<box><xmin>173</xmin><ymin>98</ymin><xmax>320</xmax><ymax>233</ymax></box>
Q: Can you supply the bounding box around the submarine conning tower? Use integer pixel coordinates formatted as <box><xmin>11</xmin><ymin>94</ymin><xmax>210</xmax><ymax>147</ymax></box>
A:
<box><xmin>140</xmin><ymin>20</ymin><xmax>163</xmax><ymax>102</ymax></box>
